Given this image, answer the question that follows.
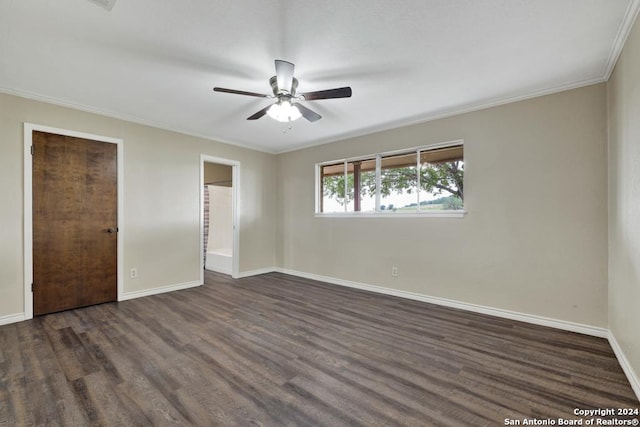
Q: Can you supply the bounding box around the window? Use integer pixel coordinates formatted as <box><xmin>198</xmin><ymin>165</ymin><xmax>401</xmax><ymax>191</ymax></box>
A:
<box><xmin>317</xmin><ymin>142</ymin><xmax>464</xmax><ymax>216</ymax></box>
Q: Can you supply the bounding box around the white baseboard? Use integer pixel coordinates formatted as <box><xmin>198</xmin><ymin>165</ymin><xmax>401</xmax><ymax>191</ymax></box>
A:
<box><xmin>1</xmin><ymin>268</ymin><xmax>636</xmax><ymax>400</ymax></box>
<box><xmin>608</xmin><ymin>332</ymin><xmax>640</xmax><ymax>401</ymax></box>
<box><xmin>205</xmin><ymin>256</ymin><xmax>232</xmax><ymax>275</ymax></box>
<box><xmin>234</xmin><ymin>267</ymin><xmax>277</xmax><ymax>279</ymax></box>
<box><xmin>0</xmin><ymin>269</ymin><xmax>611</xmax><ymax>340</ymax></box>
<box><xmin>119</xmin><ymin>280</ymin><xmax>202</xmax><ymax>301</ymax></box>
<box><xmin>0</xmin><ymin>312</ymin><xmax>27</xmax><ymax>326</ymax></box>
<box><xmin>275</xmin><ymin>267</ymin><xmax>637</xmax><ymax>400</ymax></box>
<box><xmin>275</xmin><ymin>268</ymin><xmax>608</xmax><ymax>338</ymax></box>
<box><xmin>205</xmin><ymin>266</ymin><xmax>232</xmax><ymax>275</ymax></box>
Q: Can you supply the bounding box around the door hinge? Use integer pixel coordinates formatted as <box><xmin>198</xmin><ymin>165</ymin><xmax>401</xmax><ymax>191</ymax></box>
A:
<box><xmin>30</xmin><ymin>146</ymin><xmax>34</xmax><ymax>155</ymax></box>
<box><xmin>31</xmin><ymin>283</ymin><xmax>34</xmax><ymax>292</ymax></box>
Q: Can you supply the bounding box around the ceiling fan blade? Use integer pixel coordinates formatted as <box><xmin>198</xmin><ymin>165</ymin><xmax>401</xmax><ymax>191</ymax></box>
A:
<box><xmin>275</xmin><ymin>60</ymin><xmax>295</xmax><ymax>93</ymax></box>
<box><xmin>300</xmin><ymin>87</ymin><xmax>352</xmax><ymax>101</ymax></box>
<box><xmin>247</xmin><ymin>104</ymin><xmax>273</xmax><ymax>120</ymax></box>
<box><xmin>294</xmin><ymin>103</ymin><xmax>322</xmax><ymax>123</ymax></box>
<box><xmin>213</xmin><ymin>87</ymin><xmax>270</xmax><ymax>98</ymax></box>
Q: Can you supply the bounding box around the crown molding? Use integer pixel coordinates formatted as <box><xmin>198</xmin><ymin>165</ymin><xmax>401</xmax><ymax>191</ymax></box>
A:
<box><xmin>603</xmin><ymin>0</ymin><xmax>640</xmax><ymax>80</ymax></box>
<box><xmin>0</xmin><ymin>87</ymin><xmax>274</xmax><ymax>154</ymax></box>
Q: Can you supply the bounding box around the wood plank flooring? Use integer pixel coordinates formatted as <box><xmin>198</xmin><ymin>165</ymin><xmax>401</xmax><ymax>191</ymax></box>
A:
<box><xmin>1</xmin><ymin>271</ymin><xmax>638</xmax><ymax>426</ymax></box>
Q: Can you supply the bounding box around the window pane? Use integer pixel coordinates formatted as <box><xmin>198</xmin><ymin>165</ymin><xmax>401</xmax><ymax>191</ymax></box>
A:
<box><xmin>346</xmin><ymin>159</ymin><xmax>376</xmax><ymax>212</ymax></box>
<box><xmin>320</xmin><ymin>163</ymin><xmax>346</xmax><ymax>213</ymax></box>
<box><xmin>318</xmin><ymin>143</ymin><xmax>464</xmax><ymax>215</ymax></box>
<box><xmin>380</xmin><ymin>152</ymin><xmax>418</xmax><ymax>213</ymax></box>
<box><xmin>418</xmin><ymin>146</ymin><xmax>464</xmax><ymax>211</ymax></box>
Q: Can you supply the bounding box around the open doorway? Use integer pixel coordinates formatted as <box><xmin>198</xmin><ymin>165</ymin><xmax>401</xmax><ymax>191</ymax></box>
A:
<box><xmin>201</xmin><ymin>155</ymin><xmax>239</xmax><ymax>279</ymax></box>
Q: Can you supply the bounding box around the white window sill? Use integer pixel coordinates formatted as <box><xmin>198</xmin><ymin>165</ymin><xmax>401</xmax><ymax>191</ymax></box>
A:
<box><xmin>315</xmin><ymin>211</ymin><xmax>466</xmax><ymax>218</ymax></box>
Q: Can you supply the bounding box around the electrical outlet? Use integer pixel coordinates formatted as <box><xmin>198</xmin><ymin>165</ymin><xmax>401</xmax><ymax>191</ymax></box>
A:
<box><xmin>130</xmin><ymin>267</ymin><xmax>138</xmax><ymax>279</ymax></box>
<box><xmin>391</xmin><ymin>267</ymin><xmax>398</xmax><ymax>277</ymax></box>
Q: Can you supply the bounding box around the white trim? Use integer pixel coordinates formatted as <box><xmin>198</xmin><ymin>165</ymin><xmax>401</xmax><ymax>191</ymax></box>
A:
<box><xmin>316</xmin><ymin>140</ymin><xmax>465</xmax><ymax>216</ymax></box>
<box><xmin>274</xmin><ymin>268</ymin><xmax>609</xmax><ymax>338</ymax></box>
<box><xmin>205</xmin><ymin>266</ymin><xmax>233</xmax><ymax>275</ymax></box>
<box><xmin>315</xmin><ymin>164</ymin><xmax>321</xmax><ymax>214</ymax></box>
<box><xmin>204</xmin><ymin>253</ymin><xmax>233</xmax><ymax>275</ymax></box>
<box><xmin>119</xmin><ymin>280</ymin><xmax>201</xmax><ymax>301</ymax></box>
<box><xmin>23</xmin><ymin>123</ymin><xmax>124</xmax><ymax>319</ymax></box>
<box><xmin>375</xmin><ymin>155</ymin><xmax>381</xmax><ymax>209</ymax></box>
<box><xmin>23</xmin><ymin>132</ymin><xmax>33</xmax><ymax>319</ymax></box>
<box><xmin>235</xmin><ymin>267</ymin><xmax>275</xmax><ymax>278</ymax></box>
<box><xmin>608</xmin><ymin>331</ymin><xmax>640</xmax><ymax>401</ymax></box>
<box><xmin>317</xmin><ymin>140</ymin><xmax>464</xmax><ymax>167</ymax></box>
<box><xmin>603</xmin><ymin>0</ymin><xmax>640</xmax><ymax>80</ymax></box>
<box><xmin>343</xmin><ymin>161</ymin><xmax>348</xmax><ymax>213</ymax></box>
<box><xmin>274</xmin><ymin>78</ymin><xmax>605</xmax><ymax>154</ymax></box>
<box><xmin>0</xmin><ymin>313</ymin><xmax>27</xmax><ymax>326</ymax></box>
<box><xmin>0</xmin><ymin>73</ymin><xmax>614</xmax><ymax>156</ymax></box>
<box><xmin>0</xmin><ymin>67</ymin><xmax>609</xmax><ymax>156</ymax></box>
<box><xmin>200</xmin><ymin>155</ymin><xmax>240</xmax><ymax>280</ymax></box>
<box><xmin>7</xmin><ymin>256</ymin><xmax>637</xmax><ymax>397</ymax></box>
<box><xmin>315</xmin><ymin>211</ymin><xmax>466</xmax><ymax>219</ymax></box>
<box><xmin>1</xmin><ymin>87</ymin><xmax>272</xmax><ymax>154</ymax></box>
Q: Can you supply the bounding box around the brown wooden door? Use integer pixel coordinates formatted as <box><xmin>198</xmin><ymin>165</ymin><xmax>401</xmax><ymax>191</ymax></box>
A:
<box><xmin>32</xmin><ymin>131</ymin><xmax>118</xmax><ymax>315</ymax></box>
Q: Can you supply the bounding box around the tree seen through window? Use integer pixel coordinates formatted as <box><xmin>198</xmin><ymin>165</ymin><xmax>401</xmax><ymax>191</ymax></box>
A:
<box><xmin>320</xmin><ymin>145</ymin><xmax>463</xmax><ymax>213</ymax></box>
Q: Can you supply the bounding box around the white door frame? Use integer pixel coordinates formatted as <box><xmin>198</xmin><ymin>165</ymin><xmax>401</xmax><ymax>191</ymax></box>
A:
<box><xmin>23</xmin><ymin>123</ymin><xmax>125</xmax><ymax>319</ymax></box>
<box><xmin>200</xmin><ymin>155</ymin><xmax>240</xmax><ymax>280</ymax></box>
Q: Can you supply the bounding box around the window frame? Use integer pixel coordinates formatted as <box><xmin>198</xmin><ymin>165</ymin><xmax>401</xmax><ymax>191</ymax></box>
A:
<box><xmin>315</xmin><ymin>140</ymin><xmax>466</xmax><ymax>218</ymax></box>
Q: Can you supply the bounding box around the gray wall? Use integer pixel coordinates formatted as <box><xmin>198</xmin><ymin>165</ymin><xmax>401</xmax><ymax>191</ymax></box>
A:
<box><xmin>0</xmin><ymin>92</ymin><xmax>277</xmax><ymax>319</ymax></box>
<box><xmin>608</xmin><ymin>13</ymin><xmax>640</xmax><ymax>392</ymax></box>
<box><xmin>277</xmin><ymin>83</ymin><xmax>609</xmax><ymax>328</ymax></box>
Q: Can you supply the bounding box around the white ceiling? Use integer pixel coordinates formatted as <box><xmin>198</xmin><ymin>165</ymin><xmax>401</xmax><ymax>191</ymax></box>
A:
<box><xmin>1</xmin><ymin>1</ymin><xmax>638</xmax><ymax>153</ymax></box>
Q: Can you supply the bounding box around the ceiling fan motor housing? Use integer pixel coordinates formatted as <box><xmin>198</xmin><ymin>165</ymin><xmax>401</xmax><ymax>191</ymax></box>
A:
<box><xmin>270</xmin><ymin>76</ymin><xmax>298</xmax><ymax>96</ymax></box>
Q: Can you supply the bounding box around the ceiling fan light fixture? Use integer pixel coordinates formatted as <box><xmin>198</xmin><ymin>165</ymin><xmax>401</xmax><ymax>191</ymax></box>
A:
<box><xmin>267</xmin><ymin>100</ymin><xmax>302</xmax><ymax>122</ymax></box>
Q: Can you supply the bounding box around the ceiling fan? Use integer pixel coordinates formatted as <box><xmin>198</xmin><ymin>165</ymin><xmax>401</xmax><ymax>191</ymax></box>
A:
<box><xmin>213</xmin><ymin>60</ymin><xmax>352</xmax><ymax>123</ymax></box>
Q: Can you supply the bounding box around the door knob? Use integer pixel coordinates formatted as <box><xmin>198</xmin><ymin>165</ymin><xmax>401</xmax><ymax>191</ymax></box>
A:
<box><xmin>107</xmin><ymin>227</ymin><xmax>118</xmax><ymax>233</ymax></box>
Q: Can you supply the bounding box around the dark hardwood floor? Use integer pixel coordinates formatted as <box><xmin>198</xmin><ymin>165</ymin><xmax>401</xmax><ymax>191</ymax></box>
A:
<box><xmin>1</xmin><ymin>271</ymin><xmax>638</xmax><ymax>426</ymax></box>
